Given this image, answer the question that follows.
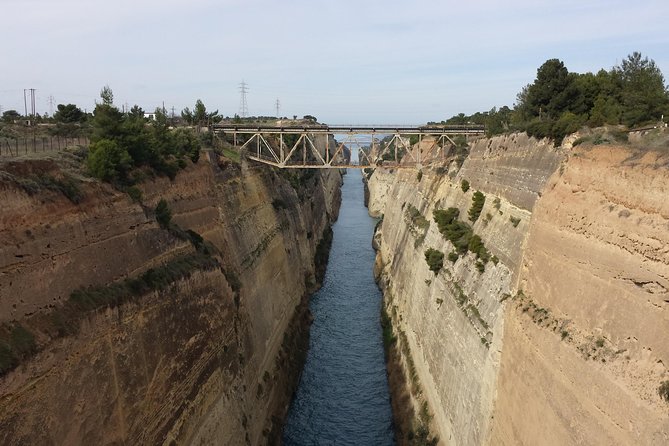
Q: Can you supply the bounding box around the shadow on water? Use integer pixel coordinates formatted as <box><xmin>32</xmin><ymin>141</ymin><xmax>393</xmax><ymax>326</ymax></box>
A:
<box><xmin>283</xmin><ymin>169</ymin><xmax>394</xmax><ymax>445</ymax></box>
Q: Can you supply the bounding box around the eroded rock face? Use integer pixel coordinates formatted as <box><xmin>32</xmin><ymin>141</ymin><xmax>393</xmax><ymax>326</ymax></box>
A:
<box><xmin>0</xmin><ymin>148</ymin><xmax>342</xmax><ymax>445</ymax></box>
<box><xmin>369</xmin><ymin>134</ymin><xmax>668</xmax><ymax>445</ymax></box>
<box><xmin>490</xmin><ymin>145</ymin><xmax>669</xmax><ymax>446</ymax></box>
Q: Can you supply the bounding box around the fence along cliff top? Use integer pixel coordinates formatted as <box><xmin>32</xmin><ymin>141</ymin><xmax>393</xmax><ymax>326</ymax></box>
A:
<box><xmin>212</xmin><ymin>124</ymin><xmax>486</xmax><ymax>169</ymax></box>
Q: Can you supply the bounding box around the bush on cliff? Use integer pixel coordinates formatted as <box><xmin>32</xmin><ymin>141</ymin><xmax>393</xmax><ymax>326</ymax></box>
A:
<box><xmin>433</xmin><ymin>208</ymin><xmax>474</xmax><ymax>254</ymax></box>
<box><xmin>424</xmin><ymin>248</ymin><xmax>444</xmax><ymax>274</ymax></box>
<box><xmin>87</xmin><ymin>138</ymin><xmax>132</xmax><ymax>182</ymax></box>
<box><xmin>659</xmin><ymin>381</ymin><xmax>669</xmax><ymax>403</ymax></box>
<box><xmin>468</xmin><ymin>234</ymin><xmax>490</xmax><ymax>264</ymax></box>
<box><xmin>155</xmin><ymin>199</ymin><xmax>172</xmax><ymax>229</ymax></box>
<box><xmin>468</xmin><ymin>191</ymin><xmax>485</xmax><ymax>223</ymax></box>
<box><xmin>0</xmin><ymin>324</ymin><xmax>37</xmax><ymax>376</ymax></box>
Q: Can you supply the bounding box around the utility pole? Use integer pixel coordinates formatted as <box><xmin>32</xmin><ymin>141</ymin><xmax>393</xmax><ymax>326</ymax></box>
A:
<box><xmin>238</xmin><ymin>81</ymin><xmax>249</xmax><ymax>118</ymax></box>
<box><xmin>48</xmin><ymin>95</ymin><xmax>55</xmax><ymax>116</ymax></box>
<box><xmin>275</xmin><ymin>98</ymin><xmax>280</xmax><ymax>118</ymax></box>
<box><xmin>23</xmin><ymin>89</ymin><xmax>28</xmax><ymax>118</ymax></box>
<box><xmin>30</xmin><ymin>88</ymin><xmax>36</xmax><ymax>117</ymax></box>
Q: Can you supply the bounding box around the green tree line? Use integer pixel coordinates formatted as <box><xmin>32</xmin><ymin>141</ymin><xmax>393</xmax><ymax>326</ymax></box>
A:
<box><xmin>87</xmin><ymin>86</ymin><xmax>202</xmax><ymax>183</ymax></box>
<box><xmin>439</xmin><ymin>52</ymin><xmax>669</xmax><ymax>142</ymax></box>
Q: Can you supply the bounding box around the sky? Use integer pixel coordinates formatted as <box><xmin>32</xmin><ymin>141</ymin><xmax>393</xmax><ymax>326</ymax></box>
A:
<box><xmin>1</xmin><ymin>0</ymin><xmax>668</xmax><ymax>123</ymax></box>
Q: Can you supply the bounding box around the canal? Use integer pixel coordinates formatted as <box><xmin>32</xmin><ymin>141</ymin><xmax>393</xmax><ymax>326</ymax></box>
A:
<box><xmin>283</xmin><ymin>169</ymin><xmax>395</xmax><ymax>445</ymax></box>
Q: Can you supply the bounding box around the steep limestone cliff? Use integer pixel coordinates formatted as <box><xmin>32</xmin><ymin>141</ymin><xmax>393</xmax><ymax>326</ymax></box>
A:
<box><xmin>369</xmin><ymin>134</ymin><xmax>668</xmax><ymax>445</ymax></box>
<box><xmin>0</xmin><ymin>146</ymin><xmax>342</xmax><ymax>445</ymax></box>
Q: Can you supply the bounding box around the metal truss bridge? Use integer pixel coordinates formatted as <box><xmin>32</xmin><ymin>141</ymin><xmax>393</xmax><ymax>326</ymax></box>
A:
<box><xmin>212</xmin><ymin>124</ymin><xmax>486</xmax><ymax>169</ymax></box>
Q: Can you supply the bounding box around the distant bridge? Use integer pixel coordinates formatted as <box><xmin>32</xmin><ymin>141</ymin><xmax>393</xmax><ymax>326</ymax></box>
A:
<box><xmin>212</xmin><ymin>124</ymin><xmax>486</xmax><ymax>169</ymax></box>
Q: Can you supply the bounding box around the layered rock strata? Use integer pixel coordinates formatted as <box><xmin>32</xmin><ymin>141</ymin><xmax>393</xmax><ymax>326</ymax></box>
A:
<box><xmin>369</xmin><ymin>134</ymin><xmax>668</xmax><ymax>445</ymax></box>
<box><xmin>0</xmin><ymin>146</ymin><xmax>342</xmax><ymax>445</ymax></box>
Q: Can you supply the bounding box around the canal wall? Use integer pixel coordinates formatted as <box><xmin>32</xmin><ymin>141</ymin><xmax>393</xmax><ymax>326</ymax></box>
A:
<box><xmin>368</xmin><ymin>133</ymin><xmax>669</xmax><ymax>445</ymax></box>
<box><xmin>0</xmin><ymin>141</ymin><xmax>342</xmax><ymax>444</ymax></box>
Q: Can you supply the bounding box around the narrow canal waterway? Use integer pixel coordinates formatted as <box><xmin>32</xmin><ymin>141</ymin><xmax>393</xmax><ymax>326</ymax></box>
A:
<box><xmin>283</xmin><ymin>169</ymin><xmax>394</xmax><ymax>445</ymax></box>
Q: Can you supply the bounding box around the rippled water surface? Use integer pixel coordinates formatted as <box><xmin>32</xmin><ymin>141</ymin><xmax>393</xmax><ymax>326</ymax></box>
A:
<box><xmin>283</xmin><ymin>169</ymin><xmax>394</xmax><ymax>445</ymax></box>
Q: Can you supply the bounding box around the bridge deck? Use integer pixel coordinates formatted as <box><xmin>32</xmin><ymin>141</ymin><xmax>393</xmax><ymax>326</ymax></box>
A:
<box><xmin>213</xmin><ymin>124</ymin><xmax>485</xmax><ymax>135</ymax></box>
<box><xmin>213</xmin><ymin>124</ymin><xmax>484</xmax><ymax>169</ymax></box>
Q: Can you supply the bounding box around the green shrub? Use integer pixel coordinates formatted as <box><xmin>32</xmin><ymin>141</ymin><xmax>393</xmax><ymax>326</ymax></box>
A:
<box><xmin>468</xmin><ymin>191</ymin><xmax>486</xmax><ymax>222</ymax></box>
<box><xmin>155</xmin><ymin>199</ymin><xmax>172</xmax><ymax>228</ymax></box>
<box><xmin>380</xmin><ymin>308</ymin><xmax>397</xmax><ymax>353</ymax></box>
<box><xmin>448</xmin><ymin>251</ymin><xmax>459</xmax><ymax>263</ymax></box>
<box><xmin>468</xmin><ymin>235</ymin><xmax>490</xmax><ymax>263</ymax></box>
<box><xmin>51</xmin><ymin>175</ymin><xmax>83</xmax><ymax>204</ymax></box>
<box><xmin>0</xmin><ymin>344</ymin><xmax>15</xmax><ymax>375</ymax></box>
<box><xmin>475</xmin><ymin>261</ymin><xmax>485</xmax><ymax>273</ymax></box>
<box><xmin>659</xmin><ymin>381</ymin><xmax>669</xmax><ymax>403</ymax></box>
<box><xmin>0</xmin><ymin>324</ymin><xmax>37</xmax><ymax>376</ymax></box>
<box><xmin>126</xmin><ymin>186</ymin><xmax>142</xmax><ymax>203</ymax></box>
<box><xmin>424</xmin><ymin>248</ymin><xmax>444</xmax><ymax>274</ymax></box>
<box><xmin>87</xmin><ymin>138</ymin><xmax>132</xmax><ymax>182</ymax></box>
<box><xmin>509</xmin><ymin>216</ymin><xmax>521</xmax><ymax>227</ymax></box>
<box><xmin>416</xmin><ymin>170</ymin><xmax>423</xmax><ymax>181</ymax></box>
<box><xmin>433</xmin><ymin>208</ymin><xmax>460</xmax><ymax>232</ymax></box>
<box><xmin>406</xmin><ymin>204</ymin><xmax>429</xmax><ymax>229</ymax></box>
<box><xmin>10</xmin><ymin>325</ymin><xmax>36</xmax><ymax>358</ymax></box>
<box><xmin>272</xmin><ymin>198</ymin><xmax>288</xmax><ymax>210</ymax></box>
<box><xmin>461</xmin><ymin>179</ymin><xmax>470</xmax><ymax>192</ymax></box>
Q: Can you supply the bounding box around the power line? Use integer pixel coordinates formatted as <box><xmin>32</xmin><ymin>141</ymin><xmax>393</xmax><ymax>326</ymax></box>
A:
<box><xmin>238</xmin><ymin>80</ymin><xmax>249</xmax><ymax>117</ymax></box>
<box><xmin>48</xmin><ymin>95</ymin><xmax>55</xmax><ymax>116</ymax></box>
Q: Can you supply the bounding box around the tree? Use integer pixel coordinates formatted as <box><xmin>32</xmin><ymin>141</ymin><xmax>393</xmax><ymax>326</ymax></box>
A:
<box><xmin>173</xmin><ymin>127</ymin><xmax>201</xmax><ymax>163</ymax></box>
<box><xmin>53</xmin><ymin>104</ymin><xmax>85</xmax><ymax>123</ymax></box>
<box><xmin>1</xmin><ymin>110</ymin><xmax>21</xmax><ymax>123</ymax></box>
<box><xmin>121</xmin><ymin>106</ymin><xmax>151</xmax><ymax>164</ymax></box>
<box><xmin>613</xmin><ymin>52</ymin><xmax>669</xmax><ymax>126</ymax></box>
<box><xmin>485</xmin><ymin>106</ymin><xmax>512</xmax><ymax>136</ymax></box>
<box><xmin>193</xmin><ymin>100</ymin><xmax>208</xmax><ymax>126</ymax></box>
<box><xmin>100</xmin><ymin>85</ymin><xmax>114</xmax><ymax>105</ymax></box>
<box><xmin>589</xmin><ymin>96</ymin><xmax>622</xmax><ymax>127</ymax></box>
<box><xmin>86</xmin><ymin>139</ymin><xmax>132</xmax><ymax>182</ymax></box>
<box><xmin>552</xmin><ymin>111</ymin><xmax>586</xmax><ymax>141</ymax></box>
<box><xmin>184</xmin><ymin>99</ymin><xmax>222</xmax><ymax>129</ymax></box>
<box><xmin>91</xmin><ymin>86</ymin><xmax>124</xmax><ymax>143</ymax></box>
<box><xmin>181</xmin><ymin>107</ymin><xmax>194</xmax><ymax>125</ymax></box>
<box><xmin>525</xmin><ymin>59</ymin><xmax>576</xmax><ymax>120</ymax></box>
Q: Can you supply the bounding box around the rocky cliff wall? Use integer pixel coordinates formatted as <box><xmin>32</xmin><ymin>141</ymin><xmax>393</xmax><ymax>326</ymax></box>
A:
<box><xmin>369</xmin><ymin>134</ymin><xmax>668</xmax><ymax>445</ymax></box>
<box><xmin>489</xmin><ymin>145</ymin><xmax>669</xmax><ymax>445</ymax></box>
<box><xmin>0</xmin><ymin>146</ymin><xmax>342</xmax><ymax>445</ymax></box>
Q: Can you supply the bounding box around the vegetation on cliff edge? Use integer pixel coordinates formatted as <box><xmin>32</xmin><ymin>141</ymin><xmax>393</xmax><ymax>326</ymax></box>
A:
<box><xmin>436</xmin><ymin>52</ymin><xmax>669</xmax><ymax>142</ymax></box>
<box><xmin>87</xmin><ymin>86</ymin><xmax>202</xmax><ymax>184</ymax></box>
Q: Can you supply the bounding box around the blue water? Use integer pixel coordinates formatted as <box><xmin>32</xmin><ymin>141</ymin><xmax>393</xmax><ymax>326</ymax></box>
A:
<box><xmin>282</xmin><ymin>169</ymin><xmax>395</xmax><ymax>445</ymax></box>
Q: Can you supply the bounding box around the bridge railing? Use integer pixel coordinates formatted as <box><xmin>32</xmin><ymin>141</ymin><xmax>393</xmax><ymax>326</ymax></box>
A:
<box><xmin>212</xmin><ymin>124</ymin><xmax>486</xmax><ymax>134</ymax></box>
